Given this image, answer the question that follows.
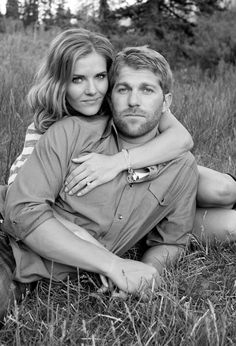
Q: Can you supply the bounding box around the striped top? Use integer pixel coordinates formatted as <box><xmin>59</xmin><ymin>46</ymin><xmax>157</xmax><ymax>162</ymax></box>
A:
<box><xmin>8</xmin><ymin>123</ymin><xmax>42</xmax><ymax>185</ymax></box>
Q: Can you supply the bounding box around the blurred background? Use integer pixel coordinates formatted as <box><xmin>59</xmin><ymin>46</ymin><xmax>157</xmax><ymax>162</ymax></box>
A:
<box><xmin>0</xmin><ymin>0</ymin><xmax>236</xmax><ymax>183</ymax></box>
<box><xmin>1</xmin><ymin>0</ymin><xmax>236</xmax><ymax>69</ymax></box>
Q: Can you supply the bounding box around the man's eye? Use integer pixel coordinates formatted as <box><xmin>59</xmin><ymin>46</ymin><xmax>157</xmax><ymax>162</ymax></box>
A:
<box><xmin>143</xmin><ymin>88</ymin><xmax>153</xmax><ymax>94</ymax></box>
<box><xmin>72</xmin><ymin>76</ymin><xmax>83</xmax><ymax>84</ymax></box>
<box><xmin>118</xmin><ymin>88</ymin><xmax>128</xmax><ymax>94</ymax></box>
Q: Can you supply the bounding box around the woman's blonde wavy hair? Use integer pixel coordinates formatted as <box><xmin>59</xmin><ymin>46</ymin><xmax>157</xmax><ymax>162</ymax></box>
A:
<box><xmin>28</xmin><ymin>28</ymin><xmax>115</xmax><ymax>133</ymax></box>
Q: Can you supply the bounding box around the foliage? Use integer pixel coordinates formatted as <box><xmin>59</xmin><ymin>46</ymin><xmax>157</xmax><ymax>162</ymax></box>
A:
<box><xmin>186</xmin><ymin>10</ymin><xmax>236</xmax><ymax>71</ymax></box>
<box><xmin>22</xmin><ymin>0</ymin><xmax>39</xmax><ymax>27</ymax></box>
<box><xmin>6</xmin><ymin>0</ymin><xmax>19</xmax><ymax>19</ymax></box>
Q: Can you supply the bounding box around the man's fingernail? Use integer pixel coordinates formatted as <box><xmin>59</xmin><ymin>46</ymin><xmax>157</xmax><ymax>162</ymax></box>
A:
<box><xmin>64</xmin><ymin>187</ymin><xmax>68</xmax><ymax>192</ymax></box>
<box><xmin>77</xmin><ymin>193</ymin><xmax>82</xmax><ymax>197</ymax></box>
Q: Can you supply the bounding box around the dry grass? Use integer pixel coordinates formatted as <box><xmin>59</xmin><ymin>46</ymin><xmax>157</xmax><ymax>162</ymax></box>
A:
<box><xmin>1</xmin><ymin>31</ymin><xmax>236</xmax><ymax>345</ymax></box>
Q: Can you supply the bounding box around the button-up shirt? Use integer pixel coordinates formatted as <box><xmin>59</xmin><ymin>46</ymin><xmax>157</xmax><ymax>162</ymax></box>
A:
<box><xmin>3</xmin><ymin>115</ymin><xmax>198</xmax><ymax>282</ymax></box>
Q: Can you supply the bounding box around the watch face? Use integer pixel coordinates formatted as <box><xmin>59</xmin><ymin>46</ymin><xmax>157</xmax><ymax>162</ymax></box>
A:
<box><xmin>127</xmin><ymin>171</ymin><xmax>139</xmax><ymax>185</ymax></box>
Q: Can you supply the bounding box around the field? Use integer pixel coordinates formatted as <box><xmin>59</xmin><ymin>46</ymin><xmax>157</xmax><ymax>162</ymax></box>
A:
<box><xmin>1</xmin><ymin>31</ymin><xmax>236</xmax><ymax>345</ymax></box>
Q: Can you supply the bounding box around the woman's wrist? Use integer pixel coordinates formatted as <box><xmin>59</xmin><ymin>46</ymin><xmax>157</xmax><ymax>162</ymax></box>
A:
<box><xmin>112</xmin><ymin>151</ymin><xmax>129</xmax><ymax>172</ymax></box>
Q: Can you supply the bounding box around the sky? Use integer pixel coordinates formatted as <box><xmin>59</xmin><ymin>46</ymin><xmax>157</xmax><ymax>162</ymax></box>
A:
<box><xmin>0</xmin><ymin>0</ymin><xmax>137</xmax><ymax>15</ymax></box>
<box><xmin>0</xmin><ymin>0</ymin><xmax>78</xmax><ymax>14</ymax></box>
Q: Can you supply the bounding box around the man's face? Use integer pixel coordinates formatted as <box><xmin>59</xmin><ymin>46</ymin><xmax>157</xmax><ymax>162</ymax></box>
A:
<box><xmin>111</xmin><ymin>65</ymin><xmax>166</xmax><ymax>142</ymax></box>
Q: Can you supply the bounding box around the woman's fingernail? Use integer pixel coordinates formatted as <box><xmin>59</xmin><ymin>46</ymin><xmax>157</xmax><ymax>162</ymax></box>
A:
<box><xmin>64</xmin><ymin>187</ymin><xmax>68</xmax><ymax>192</ymax></box>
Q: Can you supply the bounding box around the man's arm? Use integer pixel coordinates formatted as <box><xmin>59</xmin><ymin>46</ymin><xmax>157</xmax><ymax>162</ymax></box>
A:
<box><xmin>24</xmin><ymin>218</ymin><xmax>158</xmax><ymax>294</ymax></box>
<box><xmin>4</xmin><ymin>119</ymin><xmax>157</xmax><ymax>293</ymax></box>
<box><xmin>141</xmin><ymin>157</ymin><xmax>198</xmax><ymax>281</ymax></box>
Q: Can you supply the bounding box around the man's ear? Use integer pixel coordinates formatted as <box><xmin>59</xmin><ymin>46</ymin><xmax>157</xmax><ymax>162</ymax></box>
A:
<box><xmin>162</xmin><ymin>93</ymin><xmax>172</xmax><ymax>113</ymax></box>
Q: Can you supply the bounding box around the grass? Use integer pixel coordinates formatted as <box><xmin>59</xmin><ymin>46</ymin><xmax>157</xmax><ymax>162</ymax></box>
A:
<box><xmin>1</xmin><ymin>30</ymin><xmax>236</xmax><ymax>345</ymax></box>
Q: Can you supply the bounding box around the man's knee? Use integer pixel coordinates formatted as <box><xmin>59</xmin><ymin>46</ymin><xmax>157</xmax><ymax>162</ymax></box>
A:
<box><xmin>0</xmin><ymin>265</ymin><xmax>14</xmax><ymax>325</ymax></box>
<box><xmin>0</xmin><ymin>231</ymin><xmax>16</xmax><ymax>325</ymax></box>
<box><xmin>224</xmin><ymin>214</ymin><xmax>236</xmax><ymax>240</ymax></box>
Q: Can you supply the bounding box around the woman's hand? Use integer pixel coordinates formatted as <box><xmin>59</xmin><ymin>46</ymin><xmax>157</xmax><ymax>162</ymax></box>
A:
<box><xmin>64</xmin><ymin>152</ymin><xmax>127</xmax><ymax>196</ymax></box>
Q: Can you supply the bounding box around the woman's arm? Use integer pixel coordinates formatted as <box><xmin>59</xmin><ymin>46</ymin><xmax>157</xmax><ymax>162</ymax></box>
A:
<box><xmin>128</xmin><ymin>109</ymin><xmax>193</xmax><ymax>168</ymax></box>
<box><xmin>65</xmin><ymin>110</ymin><xmax>193</xmax><ymax>195</ymax></box>
<box><xmin>8</xmin><ymin>123</ymin><xmax>41</xmax><ymax>185</ymax></box>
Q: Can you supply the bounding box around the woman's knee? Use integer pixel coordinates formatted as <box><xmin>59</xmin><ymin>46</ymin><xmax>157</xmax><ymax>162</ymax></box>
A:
<box><xmin>211</xmin><ymin>175</ymin><xmax>236</xmax><ymax>205</ymax></box>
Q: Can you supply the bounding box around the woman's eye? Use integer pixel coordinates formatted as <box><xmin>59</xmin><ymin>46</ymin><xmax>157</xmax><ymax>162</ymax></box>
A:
<box><xmin>97</xmin><ymin>73</ymin><xmax>107</xmax><ymax>80</ymax></box>
<box><xmin>72</xmin><ymin>76</ymin><xmax>83</xmax><ymax>84</ymax></box>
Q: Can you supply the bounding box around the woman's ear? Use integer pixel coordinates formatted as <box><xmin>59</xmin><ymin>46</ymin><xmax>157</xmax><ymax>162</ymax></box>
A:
<box><xmin>162</xmin><ymin>93</ymin><xmax>172</xmax><ymax>113</ymax></box>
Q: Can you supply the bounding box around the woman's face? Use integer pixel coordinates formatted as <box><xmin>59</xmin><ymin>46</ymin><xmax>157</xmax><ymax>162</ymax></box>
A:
<box><xmin>66</xmin><ymin>52</ymin><xmax>108</xmax><ymax>116</ymax></box>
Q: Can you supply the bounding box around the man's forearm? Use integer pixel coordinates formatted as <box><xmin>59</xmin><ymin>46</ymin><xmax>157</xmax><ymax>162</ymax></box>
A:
<box><xmin>141</xmin><ymin>245</ymin><xmax>183</xmax><ymax>274</ymax></box>
<box><xmin>24</xmin><ymin>218</ymin><xmax>158</xmax><ymax>294</ymax></box>
<box><xmin>24</xmin><ymin>218</ymin><xmax>115</xmax><ymax>276</ymax></box>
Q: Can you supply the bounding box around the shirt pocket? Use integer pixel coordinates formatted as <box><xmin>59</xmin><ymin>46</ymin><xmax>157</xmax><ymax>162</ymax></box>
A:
<box><xmin>148</xmin><ymin>181</ymin><xmax>172</xmax><ymax>207</ymax></box>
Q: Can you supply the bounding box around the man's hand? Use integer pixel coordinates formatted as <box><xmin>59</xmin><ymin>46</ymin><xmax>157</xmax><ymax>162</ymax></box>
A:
<box><xmin>106</xmin><ymin>257</ymin><xmax>159</xmax><ymax>294</ymax></box>
<box><xmin>98</xmin><ymin>260</ymin><xmax>161</xmax><ymax>300</ymax></box>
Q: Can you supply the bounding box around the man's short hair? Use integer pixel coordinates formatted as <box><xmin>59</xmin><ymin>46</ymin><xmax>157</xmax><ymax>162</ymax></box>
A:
<box><xmin>109</xmin><ymin>46</ymin><xmax>173</xmax><ymax>94</ymax></box>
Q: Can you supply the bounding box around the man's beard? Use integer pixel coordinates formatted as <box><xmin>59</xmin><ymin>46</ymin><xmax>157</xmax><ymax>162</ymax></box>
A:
<box><xmin>113</xmin><ymin>108</ymin><xmax>161</xmax><ymax>138</ymax></box>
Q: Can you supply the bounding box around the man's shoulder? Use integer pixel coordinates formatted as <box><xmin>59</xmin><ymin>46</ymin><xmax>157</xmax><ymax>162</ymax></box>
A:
<box><xmin>168</xmin><ymin>151</ymin><xmax>198</xmax><ymax>178</ymax></box>
<box><xmin>149</xmin><ymin>151</ymin><xmax>198</xmax><ymax>199</ymax></box>
<box><xmin>48</xmin><ymin>115</ymin><xmax>110</xmax><ymax>138</ymax></box>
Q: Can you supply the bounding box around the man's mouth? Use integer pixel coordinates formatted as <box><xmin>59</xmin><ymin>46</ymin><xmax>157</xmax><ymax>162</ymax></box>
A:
<box><xmin>124</xmin><ymin>113</ymin><xmax>145</xmax><ymax>117</ymax></box>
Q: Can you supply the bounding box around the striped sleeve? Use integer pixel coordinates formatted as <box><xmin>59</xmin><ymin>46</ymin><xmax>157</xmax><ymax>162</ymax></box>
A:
<box><xmin>8</xmin><ymin>123</ymin><xmax>42</xmax><ymax>185</ymax></box>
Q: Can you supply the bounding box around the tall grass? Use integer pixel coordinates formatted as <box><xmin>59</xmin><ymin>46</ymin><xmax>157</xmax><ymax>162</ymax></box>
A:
<box><xmin>1</xmin><ymin>31</ymin><xmax>236</xmax><ymax>345</ymax></box>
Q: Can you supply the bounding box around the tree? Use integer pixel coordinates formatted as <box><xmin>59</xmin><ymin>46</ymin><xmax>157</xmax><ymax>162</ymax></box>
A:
<box><xmin>6</xmin><ymin>0</ymin><xmax>19</xmax><ymax>19</ymax></box>
<box><xmin>55</xmin><ymin>0</ymin><xmax>72</xmax><ymax>28</ymax></box>
<box><xmin>41</xmin><ymin>0</ymin><xmax>54</xmax><ymax>29</ymax></box>
<box><xmin>99</xmin><ymin>0</ymin><xmax>110</xmax><ymax>21</ymax></box>
<box><xmin>22</xmin><ymin>0</ymin><xmax>39</xmax><ymax>27</ymax></box>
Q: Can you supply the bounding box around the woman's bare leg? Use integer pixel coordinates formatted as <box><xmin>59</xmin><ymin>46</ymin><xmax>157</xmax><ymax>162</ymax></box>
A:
<box><xmin>197</xmin><ymin>165</ymin><xmax>236</xmax><ymax>208</ymax></box>
<box><xmin>193</xmin><ymin>207</ymin><xmax>236</xmax><ymax>242</ymax></box>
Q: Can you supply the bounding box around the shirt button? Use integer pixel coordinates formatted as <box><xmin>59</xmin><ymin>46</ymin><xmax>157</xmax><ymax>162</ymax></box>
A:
<box><xmin>118</xmin><ymin>214</ymin><xmax>123</xmax><ymax>220</ymax></box>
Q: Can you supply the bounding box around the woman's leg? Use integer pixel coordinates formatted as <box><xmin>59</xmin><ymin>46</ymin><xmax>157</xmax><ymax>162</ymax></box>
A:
<box><xmin>193</xmin><ymin>207</ymin><xmax>236</xmax><ymax>242</ymax></box>
<box><xmin>197</xmin><ymin>165</ymin><xmax>236</xmax><ymax>208</ymax></box>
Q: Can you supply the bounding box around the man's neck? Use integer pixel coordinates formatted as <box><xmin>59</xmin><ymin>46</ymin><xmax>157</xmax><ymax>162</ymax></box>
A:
<box><xmin>118</xmin><ymin>127</ymin><xmax>158</xmax><ymax>149</ymax></box>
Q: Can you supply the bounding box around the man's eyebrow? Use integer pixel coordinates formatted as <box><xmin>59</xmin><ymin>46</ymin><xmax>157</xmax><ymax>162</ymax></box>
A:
<box><xmin>140</xmin><ymin>82</ymin><xmax>158</xmax><ymax>88</ymax></box>
<box><xmin>114</xmin><ymin>82</ymin><xmax>130</xmax><ymax>87</ymax></box>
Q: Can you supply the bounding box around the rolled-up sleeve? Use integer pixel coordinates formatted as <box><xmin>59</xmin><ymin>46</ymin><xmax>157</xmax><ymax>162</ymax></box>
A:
<box><xmin>146</xmin><ymin>154</ymin><xmax>198</xmax><ymax>247</ymax></box>
<box><xmin>3</xmin><ymin>119</ymin><xmax>78</xmax><ymax>240</ymax></box>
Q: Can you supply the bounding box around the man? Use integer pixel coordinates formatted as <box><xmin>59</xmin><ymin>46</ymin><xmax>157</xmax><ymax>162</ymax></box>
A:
<box><xmin>2</xmin><ymin>46</ymin><xmax>198</xmax><ymax>318</ymax></box>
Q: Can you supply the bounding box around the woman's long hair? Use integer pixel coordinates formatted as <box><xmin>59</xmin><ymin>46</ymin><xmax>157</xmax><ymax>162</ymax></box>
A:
<box><xmin>28</xmin><ymin>28</ymin><xmax>115</xmax><ymax>133</ymax></box>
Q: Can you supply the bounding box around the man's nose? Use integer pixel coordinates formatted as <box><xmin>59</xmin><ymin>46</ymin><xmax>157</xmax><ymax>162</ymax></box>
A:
<box><xmin>85</xmin><ymin>80</ymin><xmax>97</xmax><ymax>95</ymax></box>
<box><xmin>128</xmin><ymin>91</ymin><xmax>140</xmax><ymax>107</ymax></box>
